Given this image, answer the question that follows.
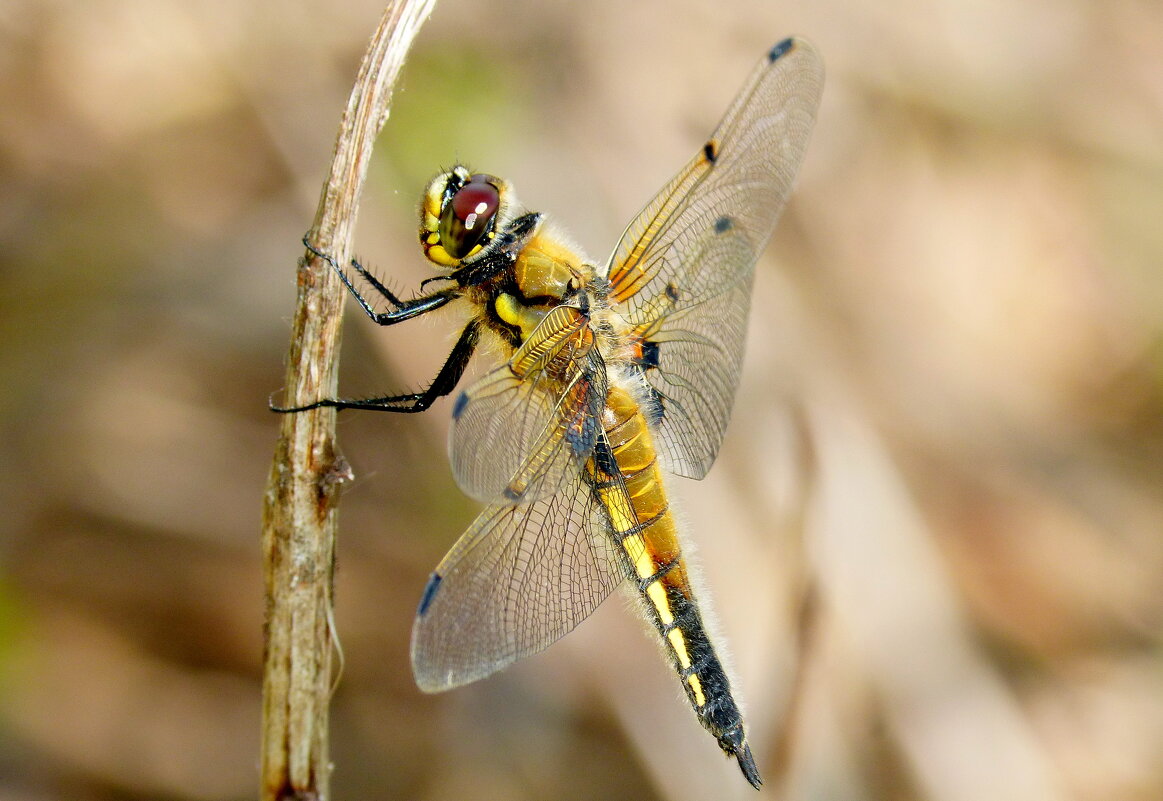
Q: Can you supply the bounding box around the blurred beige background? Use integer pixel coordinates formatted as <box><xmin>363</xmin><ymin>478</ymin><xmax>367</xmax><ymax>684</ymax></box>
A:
<box><xmin>1</xmin><ymin>1</ymin><xmax>1161</xmax><ymax>799</ymax></box>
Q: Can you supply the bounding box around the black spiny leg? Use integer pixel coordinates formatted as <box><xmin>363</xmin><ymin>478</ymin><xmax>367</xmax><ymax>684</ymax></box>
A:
<box><xmin>276</xmin><ymin>236</ymin><xmax>476</xmax><ymax>415</ymax></box>
<box><xmin>302</xmin><ymin>235</ymin><xmax>457</xmax><ymax>325</ymax></box>
<box><xmin>273</xmin><ymin>320</ymin><xmax>481</xmax><ymax>415</ymax></box>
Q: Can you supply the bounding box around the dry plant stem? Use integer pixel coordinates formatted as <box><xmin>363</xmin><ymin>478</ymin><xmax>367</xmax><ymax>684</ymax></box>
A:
<box><xmin>260</xmin><ymin>2</ymin><xmax>437</xmax><ymax>800</ymax></box>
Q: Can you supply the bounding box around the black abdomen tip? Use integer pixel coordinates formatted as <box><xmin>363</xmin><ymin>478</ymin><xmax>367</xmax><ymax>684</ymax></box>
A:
<box><xmin>768</xmin><ymin>37</ymin><xmax>796</xmax><ymax>62</ymax></box>
<box><xmin>736</xmin><ymin>743</ymin><xmax>763</xmax><ymax>790</ymax></box>
<box><xmin>718</xmin><ymin>719</ymin><xmax>763</xmax><ymax>789</ymax></box>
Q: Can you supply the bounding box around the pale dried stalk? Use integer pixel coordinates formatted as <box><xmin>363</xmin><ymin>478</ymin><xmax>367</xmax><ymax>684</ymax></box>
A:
<box><xmin>260</xmin><ymin>2</ymin><xmax>437</xmax><ymax>799</ymax></box>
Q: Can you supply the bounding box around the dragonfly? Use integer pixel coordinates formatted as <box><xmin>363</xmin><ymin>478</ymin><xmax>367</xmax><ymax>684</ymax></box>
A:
<box><xmin>278</xmin><ymin>36</ymin><xmax>822</xmax><ymax>788</ymax></box>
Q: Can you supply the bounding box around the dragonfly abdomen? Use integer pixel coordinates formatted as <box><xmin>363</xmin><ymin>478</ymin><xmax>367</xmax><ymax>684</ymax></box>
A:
<box><xmin>595</xmin><ymin>383</ymin><xmax>762</xmax><ymax>788</ymax></box>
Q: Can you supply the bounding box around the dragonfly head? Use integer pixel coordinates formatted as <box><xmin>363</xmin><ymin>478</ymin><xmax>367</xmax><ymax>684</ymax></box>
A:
<box><xmin>420</xmin><ymin>166</ymin><xmax>510</xmax><ymax>268</ymax></box>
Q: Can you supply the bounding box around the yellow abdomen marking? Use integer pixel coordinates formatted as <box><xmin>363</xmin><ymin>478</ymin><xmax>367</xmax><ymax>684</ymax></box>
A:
<box><xmin>619</xmin><ymin>531</ymin><xmax>655</xmax><ymax>582</ymax></box>
<box><xmin>687</xmin><ymin>675</ymin><xmax>706</xmax><ymax>706</ymax></box>
<box><xmin>646</xmin><ymin>581</ymin><xmax>673</xmax><ymax>626</ymax></box>
<box><xmin>597</xmin><ymin>385</ymin><xmax>708</xmax><ymax>709</ymax></box>
<box><xmin>668</xmin><ymin>622</ymin><xmax>706</xmax><ymax>707</ymax></box>
<box><xmin>667</xmin><ymin>628</ymin><xmax>692</xmax><ymax>668</ymax></box>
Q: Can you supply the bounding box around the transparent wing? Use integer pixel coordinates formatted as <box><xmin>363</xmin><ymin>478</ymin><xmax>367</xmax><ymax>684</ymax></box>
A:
<box><xmin>606</xmin><ymin>37</ymin><xmax>823</xmax><ymax>478</ymax></box>
<box><xmin>410</xmin><ymin>461</ymin><xmax>628</xmax><ymax>692</ymax></box>
<box><xmin>449</xmin><ymin>305</ymin><xmax>607</xmax><ymax>504</ymax></box>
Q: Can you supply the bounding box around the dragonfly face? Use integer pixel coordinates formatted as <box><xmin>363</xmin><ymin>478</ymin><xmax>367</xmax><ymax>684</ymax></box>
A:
<box><xmin>420</xmin><ymin>167</ymin><xmax>510</xmax><ymax>265</ymax></box>
<box><xmin>283</xmin><ymin>36</ymin><xmax>823</xmax><ymax>789</ymax></box>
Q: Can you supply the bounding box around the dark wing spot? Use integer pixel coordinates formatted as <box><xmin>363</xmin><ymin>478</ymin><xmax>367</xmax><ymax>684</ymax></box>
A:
<box><xmin>702</xmin><ymin>139</ymin><xmax>719</xmax><ymax>164</ymax></box>
<box><xmin>665</xmin><ymin>281</ymin><xmax>681</xmax><ymax>302</ymax></box>
<box><xmin>714</xmin><ymin>215</ymin><xmax>734</xmax><ymax>234</ymax></box>
<box><xmin>417</xmin><ymin>572</ymin><xmax>443</xmax><ymax>616</ymax></box>
<box><xmin>451</xmin><ymin>390</ymin><xmax>469</xmax><ymax>420</ymax></box>
<box><xmin>768</xmin><ymin>37</ymin><xmax>795</xmax><ymax>62</ymax></box>
<box><xmin>638</xmin><ymin>340</ymin><xmax>661</xmax><ymax>369</ymax></box>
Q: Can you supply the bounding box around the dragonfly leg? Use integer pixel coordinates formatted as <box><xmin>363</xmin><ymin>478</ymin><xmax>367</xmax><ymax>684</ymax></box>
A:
<box><xmin>302</xmin><ymin>235</ymin><xmax>457</xmax><ymax>325</ymax></box>
<box><xmin>272</xmin><ymin>320</ymin><xmax>480</xmax><ymax>414</ymax></box>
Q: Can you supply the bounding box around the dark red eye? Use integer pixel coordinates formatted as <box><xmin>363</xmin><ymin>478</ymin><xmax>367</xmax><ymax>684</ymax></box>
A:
<box><xmin>439</xmin><ymin>177</ymin><xmax>500</xmax><ymax>259</ymax></box>
<box><xmin>452</xmin><ymin>181</ymin><xmax>499</xmax><ymax>226</ymax></box>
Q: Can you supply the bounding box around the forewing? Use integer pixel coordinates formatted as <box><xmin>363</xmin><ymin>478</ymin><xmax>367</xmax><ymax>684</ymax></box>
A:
<box><xmin>606</xmin><ymin>38</ymin><xmax>823</xmax><ymax>478</ymax></box>
<box><xmin>410</xmin><ymin>466</ymin><xmax>627</xmax><ymax>692</ymax></box>
<box><xmin>449</xmin><ymin>306</ymin><xmax>607</xmax><ymax>504</ymax></box>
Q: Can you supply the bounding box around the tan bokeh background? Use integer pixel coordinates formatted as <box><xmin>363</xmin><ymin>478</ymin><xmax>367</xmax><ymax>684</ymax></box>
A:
<box><xmin>1</xmin><ymin>1</ymin><xmax>1161</xmax><ymax>799</ymax></box>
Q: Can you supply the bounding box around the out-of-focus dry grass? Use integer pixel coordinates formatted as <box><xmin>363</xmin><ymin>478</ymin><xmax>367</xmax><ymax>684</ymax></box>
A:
<box><xmin>1</xmin><ymin>1</ymin><xmax>1160</xmax><ymax>800</ymax></box>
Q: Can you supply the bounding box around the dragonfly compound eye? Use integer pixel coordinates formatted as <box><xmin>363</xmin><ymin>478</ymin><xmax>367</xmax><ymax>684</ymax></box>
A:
<box><xmin>439</xmin><ymin>177</ymin><xmax>500</xmax><ymax>259</ymax></box>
